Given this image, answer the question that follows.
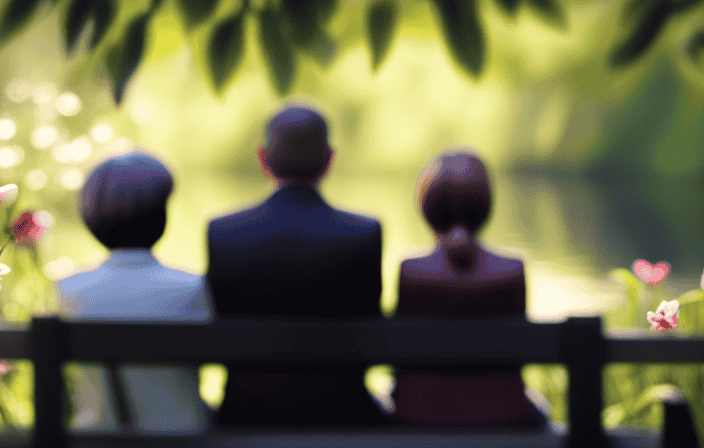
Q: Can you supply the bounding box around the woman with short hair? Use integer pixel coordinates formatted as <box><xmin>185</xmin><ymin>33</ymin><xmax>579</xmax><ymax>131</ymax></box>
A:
<box><xmin>57</xmin><ymin>150</ymin><xmax>213</xmax><ymax>434</ymax></box>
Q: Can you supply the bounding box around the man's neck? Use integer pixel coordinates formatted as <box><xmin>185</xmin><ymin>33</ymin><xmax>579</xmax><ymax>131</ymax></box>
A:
<box><xmin>275</xmin><ymin>179</ymin><xmax>318</xmax><ymax>190</ymax></box>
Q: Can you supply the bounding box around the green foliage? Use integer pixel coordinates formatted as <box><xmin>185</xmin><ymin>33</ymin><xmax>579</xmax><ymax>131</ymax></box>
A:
<box><xmin>366</xmin><ymin>1</ymin><xmax>398</xmax><ymax>71</ymax></box>
<box><xmin>63</xmin><ymin>0</ymin><xmax>92</xmax><ymax>55</ymax></box>
<box><xmin>0</xmin><ymin>0</ymin><xmax>43</xmax><ymax>48</ymax></box>
<box><xmin>524</xmin><ymin>0</ymin><xmax>563</xmax><ymax>27</ymax></box>
<box><xmin>208</xmin><ymin>10</ymin><xmax>247</xmax><ymax>93</ymax></box>
<box><xmin>495</xmin><ymin>0</ymin><xmax>520</xmax><ymax>16</ymax></box>
<box><xmin>106</xmin><ymin>12</ymin><xmax>150</xmax><ymax>104</ymax></box>
<box><xmin>431</xmin><ymin>0</ymin><xmax>484</xmax><ymax>78</ymax></box>
<box><xmin>176</xmin><ymin>0</ymin><xmax>219</xmax><ymax>29</ymax></box>
<box><xmin>687</xmin><ymin>30</ymin><xmax>704</xmax><ymax>59</ymax></box>
<box><xmin>87</xmin><ymin>0</ymin><xmax>115</xmax><ymax>50</ymax></box>
<box><xmin>258</xmin><ymin>7</ymin><xmax>296</xmax><ymax>95</ymax></box>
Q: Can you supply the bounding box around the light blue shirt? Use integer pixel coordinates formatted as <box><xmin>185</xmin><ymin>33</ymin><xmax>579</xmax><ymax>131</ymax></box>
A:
<box><xmin>57</xmin><ymin>249</ymin><xmax>214</xmax><ymax>434</ymax></box>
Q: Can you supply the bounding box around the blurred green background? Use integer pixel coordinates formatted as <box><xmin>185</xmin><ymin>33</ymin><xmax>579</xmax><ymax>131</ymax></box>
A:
<box><xmin>0</xmin><ymin>0</ymin><xmax>702</xmax><ymax>438</ymax></box>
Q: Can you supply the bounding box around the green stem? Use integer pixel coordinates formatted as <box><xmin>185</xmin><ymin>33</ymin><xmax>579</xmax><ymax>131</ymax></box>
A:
<box><xmin>0</xmin><ymin>235</ymin><xmax>12</xmax><ymax>259</ymax></box>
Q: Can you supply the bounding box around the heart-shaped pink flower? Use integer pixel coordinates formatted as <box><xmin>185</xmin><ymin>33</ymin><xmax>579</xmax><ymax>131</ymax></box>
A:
<box><xmin>632</xmin><ymin>259</ymin><xmax>670</xmax><ymax>285</ymax></box>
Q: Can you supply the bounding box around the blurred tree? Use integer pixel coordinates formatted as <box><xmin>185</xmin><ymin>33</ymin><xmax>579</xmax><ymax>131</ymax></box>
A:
<box><xmin>0</xmin><ymin>0</ymin><xmax>702</xmax><ymax>104</ymax></box>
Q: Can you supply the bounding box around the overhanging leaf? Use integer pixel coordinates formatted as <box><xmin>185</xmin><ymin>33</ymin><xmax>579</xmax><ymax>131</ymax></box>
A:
<box><xmin>106</xmin><ymin>13</ymin><xmax>150</xmax><ymax>104</ymax></box>
<box><xmin>366</xmin><ymin>1</ymin><xmax>397</xmax><ymax>71</ymax></box>
<box><xmin>281</xmin><ymin>0</ymin><xmax>317</xmax><ymax>46</ymax></box>
<box><xmin>259</xmin><ymin>8</ymin><xmax>296</xmax><ymax>95</ymax></box>
<box><xmin>610</xmin><ymin>0</ymin><xmax>673</xmax><ymax>68</ymax></box>
<box><xmin>176</xmin><ymin>0</ymin><xmax>219</xmax><ymax>29</ymax></box>
<box><xmin>431</xmin><ymin>0</ymin><xmax>484</xmax><ymax>77</ymax></box>
<box><xmin>300</xmin><ymin>28</ymin><xmax>336</xmax><ymax>67</ymax></box>
<box><xmin>495</xmin><ymin>0</ymin><xmax>520</xmax><ymax>16</ymax></box>
<box><xmin>525</xmin><ymin>0</ymin><xmax>564</xmax><ymax>26</ymax></box>
<box><xmin>89</xmin><ymin>0</ymin><xmax>115</xmax><ymax>50</ymax></box>
<box><xmin>0</xmin><ymin>0</ymin><xmax>43</xmax><ymax>48</ymax></box>
<box><xmin>64</xmin><ymin>0</ymin><xmax>93</xmax><ymax>55</ymax></box>
<box><xmin>208</xmin><ymin>11</ymin><xmax>246</xmax><ymax>93</ymax></box>
<box><xmin>687</xmin><ymin>30</ymin><xmax>704</xmax><ymax>59</ymax></box>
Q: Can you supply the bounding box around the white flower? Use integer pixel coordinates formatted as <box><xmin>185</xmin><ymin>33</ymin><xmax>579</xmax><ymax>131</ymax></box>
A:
<box><xmin>646</xmin><ymin>300</ymin><xmax>679</xmax><ymax>331</ymax></box>
<box><xmin>0</xmin><ymin>184</ymin><xmax>18</xmax><ymax>202</ymax></box>
<box><xmin>0</xmin><ymin>263</ymin><xmax>10</xmax><ymax>276</ymax></box>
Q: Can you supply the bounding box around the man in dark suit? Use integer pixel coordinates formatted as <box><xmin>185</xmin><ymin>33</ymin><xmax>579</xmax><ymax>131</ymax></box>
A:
<box><xmin>206</xmin><ymin>105</ymin><xmax>384</xmax><ymax>426</ymax></box>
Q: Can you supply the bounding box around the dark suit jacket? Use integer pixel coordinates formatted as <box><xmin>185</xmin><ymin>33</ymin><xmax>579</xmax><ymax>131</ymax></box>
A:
<box><xmin>206</xmin><ymin>184</ymin><xmax>384</xmax><ymax>426</ymax></box>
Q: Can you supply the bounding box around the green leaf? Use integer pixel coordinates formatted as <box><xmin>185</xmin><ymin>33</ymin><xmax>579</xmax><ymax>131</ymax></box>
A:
<box><xmin>176</xmin><ymin>0</ymin><xmax>219</xmax><ymax>29</ymax></box>
<box><xmin>88</xmin><ymin>0</ymin><xmax>115</xmax><ymax>50</ymax></box>
<box><xmin>610</xmin><ymin>0</ymin><xmax>673</xmax><ymax>68</ymax></box>
<box><xmin>207</xmin><ymin>11</ymin><xmax>246</xmax><ymax>93</ymax></box>
<box><xmin>366</xmin><ymin>1</ymin><xmax>397</xmax><ymax>71</ymax></box>
<box><xmin>431</xmin><ymin>0</ymin><xmax>484</xmax><ymax>78</ymax></box>
<box><xmin>258</xmin><ymin>8</ymin><xmax>296</xmax><ymax>95</ymax></box>
<box><xmin>0</xmin><ymin>0</ymin><xmax>43</xmax><ymax>48</ymax></box>
<box><xmin>300</xmin><ymin>28</ymin><xmax>336</xmax><ymax>67</ymax></box>
<box><xmin>64</xmin><ymin>0</ymin><xmax>93</xmax><ymax>55</ymax></box>
<box><xmin>495</xmin><ymin>0</ymin><xmax>520</xmax><ymax>16</ymax></box>
<box><xmin>106</xmin><ymin>13</ymin><xmax>149</xmax><ymax>104</ymax></box>
<box><xmin>525</xmin><ymin>0</ymin><xmax>564</xmax><ymax>26</ymax></box>
<box><xmin>687</xmin><ymin>30</ymin><xmax>704</xmax><ymax>59</ymax></box>
<box><xmin>280</xmin><ymin>0</ymin><xmax>317</xmax><ymax>46</ymax></box>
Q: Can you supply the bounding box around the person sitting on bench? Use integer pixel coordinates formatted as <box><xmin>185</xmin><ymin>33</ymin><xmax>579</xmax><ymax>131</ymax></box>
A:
<box><xmin>57</xmin><ymin>150</ymin><xmax>214</xmax><ymax>434</ymax></box>
<box><xmin>206</xmin><ymin>104</ymin><xmax>385</xmax><ymax>426</ymax></box>
<box><xmin>393</xmin><ymin>149</ymin><xmax>550</xmax><ymax>427</ymax></box>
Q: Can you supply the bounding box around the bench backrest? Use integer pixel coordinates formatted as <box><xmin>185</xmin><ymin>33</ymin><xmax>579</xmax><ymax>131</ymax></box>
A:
<box><xmin>0</xmin><ymin>316</ymin><xmax>699</xmax><ymax>447</ymax></box>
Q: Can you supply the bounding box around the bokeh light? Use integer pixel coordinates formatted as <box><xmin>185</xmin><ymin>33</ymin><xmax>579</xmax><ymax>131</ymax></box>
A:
<box><xmin>90</xmin><ymin>123</ymin><xmax>113</xmax><ymax>143</ymax></box>
<box><xmin>25</xmin><ymin>169</ymin><xmax>47</xmax><ymax>190</ymax></box>
<box><xmin>31</xmin><ymin>82</ymin><xmax>57</xmax><ymax>105</ymax></box>
<box><xmin>6</xmin><ymin>78</ymin><xmax>31</xmax><ymax>103</ymax></box>
<box><xmin>108</xmin><ymin>137</ymin><xmax>133</xmax><ymax>153</ymax></box>
<box><xmin>31</xmin><ymin>125</ymin><xmax>58</xmax><ymax>149</ymax></box>
<box><xmin>34</xmin><ymin>210</ymin><xmax>54</xmax><ymax>228</ymax></box>
<box><xmin>55</xmin><ymin>92</ymin><xmax>81</xmax><ymax>116</ymax></box>
<box><xmin>58</xmin><ymin>168</ymin><xmax>84</xmax><ymax>190</ymax></box>
<box><xmin>0</xmin><ymin>118</ymin><xmax>17</xmax><ymax>140</ymax></box>
<box><xmin>0</xmin><ymin>145</ymin><xmax>24</xmax><ymax>168</ymax></box>
<box><xmin>51</xmin><ymin>143</ymin><xmax>70</xmax><ymax>164</ymax></box>
<box><xmin>66</xmin><ymin>137</ymin><xmax>92</xmax><ymax>163</ymax></box>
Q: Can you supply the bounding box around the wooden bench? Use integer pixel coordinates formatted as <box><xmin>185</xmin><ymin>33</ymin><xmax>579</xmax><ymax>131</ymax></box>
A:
<box><xmin>0</xmin><ymin>315</ymin><xmax>700</xmax><ymax>447</ymax></box>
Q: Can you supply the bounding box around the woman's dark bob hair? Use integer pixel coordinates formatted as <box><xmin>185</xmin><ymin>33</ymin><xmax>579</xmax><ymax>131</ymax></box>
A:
<box><xmin>80</xmin><ymin>150</ymin><xmax>174</xmax><ymax>250</ymax></box>
<box><xmin>417</xmin><ymin>149</ymin><xmax>492</xmax><ymax>235</ymax></box>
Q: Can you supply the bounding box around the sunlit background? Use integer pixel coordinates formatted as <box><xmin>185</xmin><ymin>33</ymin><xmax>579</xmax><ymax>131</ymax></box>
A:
<box><xmin>0</xmin><ymin>0</ymin><xmax>703</xmax><ymax>435</ymax></box>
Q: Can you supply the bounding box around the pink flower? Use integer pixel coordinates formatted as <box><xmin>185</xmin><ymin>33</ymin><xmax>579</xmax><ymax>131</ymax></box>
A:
<box><xmin>646</xmin><ymin>300</ymin><xmax>679</xmax><ymax>331</ymax></box>
<box><xmin>11</xmin><ymin>211</ymin><xmax>48</xmax><ymax>247</ymax></box>
<box><xmin>0</xmin><ymin>360</ymin><xmax>14</xmax><ymax>375</ymax></box>
<box><xmin>632</xmin><ymin>259</ymin><xmax>670</xmax><ymax>285</ymax></box>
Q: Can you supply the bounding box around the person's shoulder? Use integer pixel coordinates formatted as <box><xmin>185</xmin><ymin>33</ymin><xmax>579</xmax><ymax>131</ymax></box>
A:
<box><xmin>208</xmin><ymin>203</ymin><xmax>266</xmax><ymax>233</ymax></box>
<box><xmin>482</xmin><ymin>248</ymin><xmax>524</xmax><ymax>277</ymax></box>
<box><xmin>329</xmin><ymin>207</ymin><xmax>381</xmax><ymax>232</ymax></box>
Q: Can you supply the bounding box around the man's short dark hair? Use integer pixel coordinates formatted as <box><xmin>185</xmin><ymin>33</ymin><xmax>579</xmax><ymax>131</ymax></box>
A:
<box><xmin>80</xmin><ymin>151</ymin><xmax>174</xmax><ymax>250</ymax></box>
<box><xmin>418</xmin><ymin>150</ymin><xmax>492</xmax><ymax>234</ymax></box>
<box><xmin>263</xmin><ymin>106</ymin><xmax>330</xmax><ymax>180</ymax></box>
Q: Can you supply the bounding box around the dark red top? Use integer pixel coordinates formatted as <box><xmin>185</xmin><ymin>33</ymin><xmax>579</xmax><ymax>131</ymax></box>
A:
<box><xmin>393</xmin><ymin>247</ymin><xmax>543</xmax><ymax>426</ymax></box>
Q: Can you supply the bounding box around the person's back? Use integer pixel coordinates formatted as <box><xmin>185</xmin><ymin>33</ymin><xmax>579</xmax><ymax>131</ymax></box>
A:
<box><xmin>394</xmin><ymin>150</ymin><xmax>547</xmax><ymax>427</ymax></box>
<box><xmin>57</xmin><ymin>151</ymin><xmax>213</xmax><ymax>434</ymax></box>
<box><xmin>207</xmin><ymin>105</ymin><xmax>384</xmax><ymax>426</ymax></box>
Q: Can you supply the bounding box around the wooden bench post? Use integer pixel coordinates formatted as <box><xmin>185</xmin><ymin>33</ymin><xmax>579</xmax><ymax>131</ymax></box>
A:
<box><xmin>32</xmin><ymin>317</ymin><xmax>67</xmax><ymax>448</ymax></box>
<box><xmin>562</xmin><ymin>316</ymin><xmax>606</xmax><ymax>448</ymax></box>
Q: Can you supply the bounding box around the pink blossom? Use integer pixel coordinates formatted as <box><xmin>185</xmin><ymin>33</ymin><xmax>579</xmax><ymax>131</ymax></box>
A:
<box><xmin>11</xmin><ymin>211</ymin><xmax>47</xmax><ymax>247</ymax></box>
<box><xmin>0</xmin><ymin>360</ymin><xmax>13</xmax><ymax>375</ymax></box>
<box><xmin>646</xmin><ymin>300</ymin><xmax>679</xmax><ymax>331</ymax></box>
<box><xmin>632</xmin><ymin>259</ymin><xmax>670</xmax><ymax>285</ymax></box>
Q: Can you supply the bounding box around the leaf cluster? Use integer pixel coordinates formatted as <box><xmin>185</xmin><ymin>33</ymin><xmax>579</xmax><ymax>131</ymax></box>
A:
<box><xmin>0</xmin><ymin>0</ymin><xmax>701</xmax><ymax>104</ymax></box>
